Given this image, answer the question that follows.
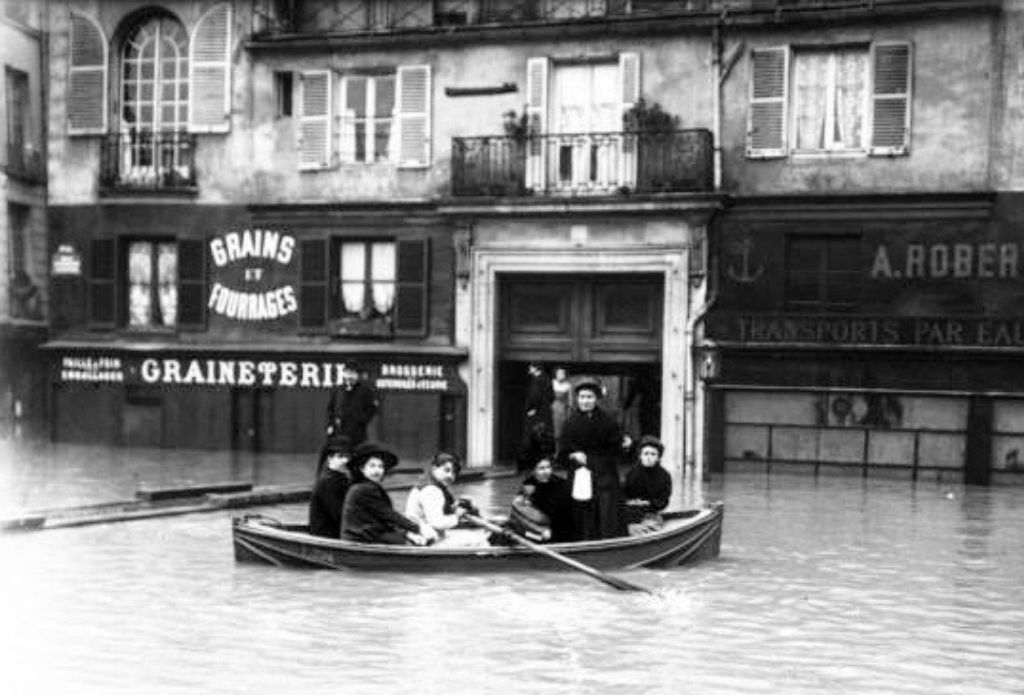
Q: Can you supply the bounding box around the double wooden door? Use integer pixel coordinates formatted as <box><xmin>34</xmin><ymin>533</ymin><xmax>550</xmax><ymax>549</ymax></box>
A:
<box><xmin>499</xmin><ymin>273</ymin><xmax>663</xmax><ymax>363</ymax></box>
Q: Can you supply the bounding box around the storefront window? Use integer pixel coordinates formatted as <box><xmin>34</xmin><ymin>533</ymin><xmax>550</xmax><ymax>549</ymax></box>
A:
<box><xmin>128</xmin><ymin>240</ymin><xmax>177</xmax><ymax>328</ymax></box>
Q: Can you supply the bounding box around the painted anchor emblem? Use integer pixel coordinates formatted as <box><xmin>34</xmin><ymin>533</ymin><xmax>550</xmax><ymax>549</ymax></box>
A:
<box><xmin>726</xmin><ymin>238</ymin><xmax>764</xmax><ymax>283</ymax></box>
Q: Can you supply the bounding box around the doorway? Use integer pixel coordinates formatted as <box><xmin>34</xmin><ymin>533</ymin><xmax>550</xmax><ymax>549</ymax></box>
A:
<box><xmin>232</xmin><ymin>388</ymin><xmax>274</xmax><ymax>452</ymax></box>
<box><xmin>496</xmin><ymin>273</ymin><xmax>664</xmax><ymax>464</ymax></box>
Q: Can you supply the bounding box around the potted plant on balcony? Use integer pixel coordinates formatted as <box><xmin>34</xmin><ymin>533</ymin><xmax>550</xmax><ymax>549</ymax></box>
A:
<box><xmin>499</xmin><ymin>108</ymin><xmax>532</xmax><ymax>196</ymax></box>
<box><xmin>623</xmin><ymin>98</ymin><xmax>681</xmax><ymax>193</ymax></box>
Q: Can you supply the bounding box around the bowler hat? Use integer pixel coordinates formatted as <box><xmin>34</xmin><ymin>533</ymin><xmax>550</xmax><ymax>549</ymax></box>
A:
<box><xmin>346</xmin><ymin>441</ymin><xmax>399</xmax><ymax>474</ymax></box>
<box><xmin>573</xmin><ymin>379</ymin><xmax>603</xmax><ymax>397</ymax></box>
<box><xmin>636</xmin><ymin>435</ymin><xmax>664</xmax><ymax>457</ymax></box>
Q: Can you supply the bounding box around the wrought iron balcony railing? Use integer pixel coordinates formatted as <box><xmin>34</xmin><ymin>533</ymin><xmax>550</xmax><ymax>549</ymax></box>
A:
<box><xmin>255</xmin><ymin>1</ymin><xmax>966</xmax><ymax>37</ymax></box>
<box><xmin>451</xmin><ymin>129</ymin><xmax>713</xmax><ymax>197</ymax></box>
<box><xmin>99</xmin><ymin>130</ymin><xmax>197</xmax><ymax>193</ymax></box>
<box><xmin>4</xmin><ymin>143</ymin><xmax>44</xmax><ymax>183</ymax></box>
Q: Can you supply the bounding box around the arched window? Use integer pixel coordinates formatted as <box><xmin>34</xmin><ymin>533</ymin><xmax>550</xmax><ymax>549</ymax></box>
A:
<box><xmin>119</xmin><ymin>14</ymin><xmax>190</xmax><ymax>183</ymax></box>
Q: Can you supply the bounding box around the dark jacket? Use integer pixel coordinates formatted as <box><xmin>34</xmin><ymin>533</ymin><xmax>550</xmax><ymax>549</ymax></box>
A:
<box><xmin>557</xmin><ymin>406</ymin><xmax>623</xmax><ymax>491</ymax></box>
<box><xmin>308</xmin><ymin>468</ymin><xmax>351</xmax><ymax>538</ymax></box>
<box><xmin>622</xmin><ymin>464</ymin><xmax>673</xmax><ymax>524</ymax></box>
<box><xmin>340</xmin><ymin>480</ymin><xmax>418</xmax><ymax>543</ymax></box>
<box><xmin>524</xmin><ymin>373</ymin><xmax>554</xmax><ymax>430</ymax></box>
<box><xmin>326</xmin><ymin>381</ymin><xmax>378</xmax><ymax>445</ymax></box>
<box><xmin>522</xmin><ymin>473</ymin><xmax>576</xmax><ymax>542</ymax></box>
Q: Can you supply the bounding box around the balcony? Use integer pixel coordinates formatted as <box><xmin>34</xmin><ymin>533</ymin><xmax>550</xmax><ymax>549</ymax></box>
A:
<box><xmin>99</xmin><ymin>131</ymin><xmax>197</xmax><ymax>195</ymax></box>
<box><xmin>251</xmin><ymin>0</ymin><xmax>986</xmax><ymax>39</ymax></box>
<box><xmin>4</xmin><ymin>143</ymin><xmax>44</xmax><ymax>184</ymax></box>
<box><xmin>451</xmin><ymin>129</ymin><xmax>713</xmax><ymax>197</ymax></box>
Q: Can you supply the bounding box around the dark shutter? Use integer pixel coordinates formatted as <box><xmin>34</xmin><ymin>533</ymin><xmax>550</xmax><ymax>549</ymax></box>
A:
<box><xmin>88</xmin><ymin>238</ymin><xmax>116</xmax><ymax>328</ymax></box>
<box><xmin>394</xmin><ymin>238</ymin><xmax>429</xmax><ymax>337</ymax></box>
<box><xmin>177</xmin><ymin>239</ymin><xmax>206</xmax><ymax>329</ymax></box>
<box><xmin>299</xmin><ymin>238</ymin><xmax>327</xmax><ymax>329</ymax></box>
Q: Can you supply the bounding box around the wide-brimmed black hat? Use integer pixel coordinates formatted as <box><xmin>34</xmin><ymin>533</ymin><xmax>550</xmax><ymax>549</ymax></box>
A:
<box><xmin>346</xmin><ymin>441</ymin><xmax>398</xmax><ymax>473</ymax></box>
<box><xmin>573</xmin><ymin>379</ymin><xmax>603</xmax><ymax>397</ymax></box>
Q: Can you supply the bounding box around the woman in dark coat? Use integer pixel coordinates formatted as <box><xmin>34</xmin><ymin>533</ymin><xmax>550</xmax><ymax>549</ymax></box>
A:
<box><xmin>520</xmin><ymin>457</ymin><xmax>576</xmax><ymax>542</ymax></box>
<box><xmin>556</xmin><ymin>379</ymin><xmax>631</xmax><ymax>540</ymax></box>
<box><xmin>622</xmin><ymin>435</ymin><xmax>673</xmax><ymax>531</ymax></box>
<box><xmin>308</xmin><ymin>435</ymin><xmax>353</xmax><ymax>538</ymax></box>
<box><xmin>340</xmin><ymin>442</ymin><xmax>436</xmax><ymax>545</ymax></box>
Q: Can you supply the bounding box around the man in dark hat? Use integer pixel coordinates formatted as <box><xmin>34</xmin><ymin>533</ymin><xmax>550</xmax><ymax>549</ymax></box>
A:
<box><xmin>340</xmin><ymin>442</ymin><xmax>437</xmax><ymax>545</ymax></box>
<box><xmin>308</xmin><ymin>434</ymin><xmax>353</xmax><ymax>538</ymax></box>
<box><xmin>326</xmin><ymin>360</ymin><xmax>378</xmax><ymax>448</ymax></box>
<box><xmin>557</xmin><ymin>379</ymin><xmax>631</xmax><ymax>540</ymax></box>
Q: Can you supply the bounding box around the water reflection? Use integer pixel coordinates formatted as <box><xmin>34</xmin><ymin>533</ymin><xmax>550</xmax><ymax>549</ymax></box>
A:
<box><xmin>0</xmin><ymin>437</ymin><xmax>1022</xmax><ymax>693</ymax></box>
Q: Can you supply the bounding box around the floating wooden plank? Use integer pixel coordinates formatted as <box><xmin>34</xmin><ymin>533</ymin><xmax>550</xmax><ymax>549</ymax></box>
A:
<box><xmin>136</xmin><ymin>481</ymin><xmax>253</xmax><ymax>502</ymax></box>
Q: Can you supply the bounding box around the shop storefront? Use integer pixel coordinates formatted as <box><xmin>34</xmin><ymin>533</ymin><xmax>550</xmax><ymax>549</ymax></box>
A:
<box><xmin>46</xmin><ymin>203</ymin><xmax>465</xmax><ymax>462</ymax></box>
<box><xmin>707</xmin><ymin>194</ymin><xmax>1024</xmax><ymax>484</ymax></box>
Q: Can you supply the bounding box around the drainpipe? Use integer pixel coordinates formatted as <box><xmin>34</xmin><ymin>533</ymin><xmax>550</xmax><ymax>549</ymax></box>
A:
<box><xmin>712</xmin><ymin>24</ymin><xmax>723</xmax><ymax>190</ymax></box>
<box><xmin>684</xmin><ymin>250</ymin><xmax>718</xmax><ymax>501</ymax></box>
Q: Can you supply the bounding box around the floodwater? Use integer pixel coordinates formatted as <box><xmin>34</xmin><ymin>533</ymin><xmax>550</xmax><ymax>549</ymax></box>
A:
<box><xmin>0</xmin><ymin>436</ymin><xmax>1022</xmax><ymax>694</ymax></box>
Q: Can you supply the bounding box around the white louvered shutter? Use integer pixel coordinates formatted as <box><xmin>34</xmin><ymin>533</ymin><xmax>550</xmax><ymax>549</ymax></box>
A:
<box><xmin>525</xmin><ymin>57</ymin><xmax>549</xmax><ymax>191</ymax></box>
<box><xmin>747</xmin><ymin>47</ymin><xmax>788</xmax><ymax>158</ymax></box>
<box><xmin>68</xmin><ymin>13</ymin><xmax>108</xmax><ymax>135</ymax></box>
<box><xmin>299</xmin><ymin>71</ymin><xmax>332</xmax><ymax>169</ymax></box>
<box><xmin>870</xmin><ymin>42</ymin><xmax>912</xmax><ymax>156</ymax></box>
<box><xmin>618</xmin><ymin>52</ymin><xmax>640</xmax><ymax>187</ymax></box>
<box><xmin>396</xmin><ymin>65</ymin><xmax>431</xmax><ymax>168</ymax></box>
<box><xmin>189</xmin><ymin>2</ymin><xmax>232</xmax><ymax>133</ymax></box>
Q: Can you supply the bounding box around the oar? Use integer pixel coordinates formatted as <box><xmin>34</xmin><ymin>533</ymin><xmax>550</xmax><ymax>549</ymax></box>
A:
<box><xmin>464</xmin><ymin>514</ymin><xmax>651</xmax><ymax>594</ymax></box>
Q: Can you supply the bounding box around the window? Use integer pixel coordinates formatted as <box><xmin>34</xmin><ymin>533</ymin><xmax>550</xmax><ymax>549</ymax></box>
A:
<box><xmin>785</xmin><ymin>235</ymin><xmax>860</xmax><ymax>313</ymax></box>
<box><xmin>792</xmin><ymin>48</ymin><xmax>867</xmax><ymax>152</ymax></box>
<box><xmin>341</xmin><ymin>74</ymin><xmax>395</xmax><ymax>163</ymax></box>
<box><xmin>127</xmin><ymin>240</ymin><xmax>178</xmax><ymax>328</ymax></box>
<box><xmin>748</xmin><ymin>43</ymin><xmax>912</xmax><ymax>158</ymax></box>
<box><xmin>298</xmin><ymin>65</ymin><xmax>431</xmax><ymax>170</ymax></box>
<box><xmin>88</xmin><ymin>238</ymin><xmax>206</xmax><ymax>330</ymax></box>
<box><xmin>274</xmin><ymin>71</ymin><xmax>293</xmax><ymax>117</ymax></box>
<box><xmin>68</xmin><ymin>4</ymin><xmax>231</xmax><ymax>136</ymax></box>
<box><xmin>298</xmin><ymin>237</ymin><xmax>429</xmax><ymax>337</ymax></box>
<box><xmin>335</xmin><ymin>240</ymin><xmax>396</xmax><ymax>332</ymax></box>
<box><xmin>6</xmin><ymin>68</ymin><xmax>29</xmax><ymax>163</ymax></box>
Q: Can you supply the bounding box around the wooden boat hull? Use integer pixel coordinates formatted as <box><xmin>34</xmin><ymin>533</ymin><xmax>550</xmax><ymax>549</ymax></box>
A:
<box><xmin>232</xmin><ymin>502</ymin><xmax>723</xmax><ymax>572</ymax></box>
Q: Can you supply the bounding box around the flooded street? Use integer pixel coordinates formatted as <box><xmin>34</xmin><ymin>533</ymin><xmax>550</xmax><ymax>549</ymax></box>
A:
<box><xmin>0</xmin><ymin>437</ymin><xmax>1021</xmax><ymax>694</ymax></box>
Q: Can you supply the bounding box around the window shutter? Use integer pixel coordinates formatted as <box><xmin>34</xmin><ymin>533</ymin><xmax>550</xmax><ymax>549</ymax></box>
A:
<box><xmin>747</xmin><ymin>47</ymin><xmax>788</xmax><ymax>158</ymax></box>
<box><xmin>88</xmin><ymin>238</ymin><xmax>116</xmax><ymax>328</ymax></box>
<box><xmin>299</xmin><ymin>71</ymin><xmax>332</xmax><ymax>169</ymax></box>
<box><xmin>188</xmin><ymin>2</ymin><xmax>232</xmax><ymax>134</ymax></box>
<box><xmin>870</xmin><ymin>42</ymin><xmax>912</xmax><ymax>156</ymax></box>
<box><xmin>68</xmin><ymin>13</ymin><xmax>108</xmax><ymax>135</ymax></box>
<box><xmin>299</xmin><ymin>238</ymin><xmax>327</xmax><ymax>329</ymax></box>
<box><xmin>525</xmin><ymin>57</ymin><xmax>549</xmax><ymax>191</ymax></box>
<box><xmin>394</xmin><ymin>238</ymin><xmax>429</xmax><ymax>337</ymax></box>
<box><xmin>396</xmin><ymin>65</ymin><xmax>431</xmax><ymax>168</ymax></box>
<box><xmin>618</xmin><ymin>52</ymin><xmax>640</xmax><ymax>185</ymax></box>
<box><xmin>177</xmin><ymin>239</ymin><xmax>206</xmax><ymax>330</ymax></box>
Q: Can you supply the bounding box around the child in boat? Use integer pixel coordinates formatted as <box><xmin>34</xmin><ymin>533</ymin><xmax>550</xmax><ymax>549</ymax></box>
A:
<box><xmin>308</xmin><ymin>434</ymin><xmax>353</xmax><ymax>538</ymax></box>
<box><xmin>621</xmin><ymin>435</ymin><xmax>673</xmax><ymax>535</ymax></box>
<box><xmin>404</xmin><ymin>452</ymin><xmax>481</xmax><ymax>545</ymax></box>
<box><xmin>340</xmin><ymin>442</ymin><xmax>437</xmax><ymax>545</ymax></box>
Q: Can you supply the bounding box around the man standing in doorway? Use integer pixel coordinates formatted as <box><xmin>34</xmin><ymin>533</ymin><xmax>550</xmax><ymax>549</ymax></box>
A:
<box><xmin>326</xmin><ymin>361</ymin><xmax>379</xmax><ymax>448</ymax></box>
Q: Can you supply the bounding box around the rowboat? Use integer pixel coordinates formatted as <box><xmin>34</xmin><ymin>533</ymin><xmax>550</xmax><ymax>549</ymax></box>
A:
<box><xmin>231</xmin><ymin>502</ymin><xmax>723</xmax><ymax>572</ymax></box>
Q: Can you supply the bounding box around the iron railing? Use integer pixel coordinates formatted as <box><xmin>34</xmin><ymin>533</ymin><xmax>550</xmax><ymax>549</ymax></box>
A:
<box><xmin>451</xmin><ymin>129</ymin><xmax>713</xmax><ymax>197</ymax></box>
<box><xmin>256</xmin><ymin>1</ymin><xmax>958</xmax><ymax>36</ymax></box>
<box><xmin>99</xmin><ymin>130</ymin><xmax>196</xmax><ymax>192</ymax></box>
<box><xmin>4</xmin><ymin>143</ymin><xmax>44</xmax><ymax>183</ymax></box>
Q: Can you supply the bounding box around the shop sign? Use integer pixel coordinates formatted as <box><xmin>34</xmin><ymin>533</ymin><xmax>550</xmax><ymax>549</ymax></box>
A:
<box><xmin>207</xmin><ymin>229</ymin><xmax>298</xmax><ymax>321</ymax></box>
<box><xmin>51</xmin><ymin>244</ymin><xmax>83</xmax><ymax>277</ymax></box>
<box><xmin>55</xmin><ymin>353</ymin><xmax>464</xmax><ymax>394</ymax></box>
<box><xmin>711</xmin><ymin>314</ymin><xmax>1024</xmax><ymax>348</ymax></box>
<box><xmin>59</xmin><ymin>355</ymin><xmax>124</xmax><ymax>382</ymax></box>
<box><xmin>870</xmin><ymin>242</ymin><xmax>1020</xmax><ymax>280</ymax></box>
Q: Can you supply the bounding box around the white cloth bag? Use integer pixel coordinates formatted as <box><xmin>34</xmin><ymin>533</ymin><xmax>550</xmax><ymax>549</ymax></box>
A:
<box><xmin>571</xmin><ymin>466</ymin><xmax>593</xmax><ymax>502</ymax></box>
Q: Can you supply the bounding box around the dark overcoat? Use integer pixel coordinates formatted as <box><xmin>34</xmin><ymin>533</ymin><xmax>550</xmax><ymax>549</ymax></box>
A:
<box><xmin>326</xmin><ymin>382</ymin><xmax>378</xmax><ymax>445</ymax></box>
